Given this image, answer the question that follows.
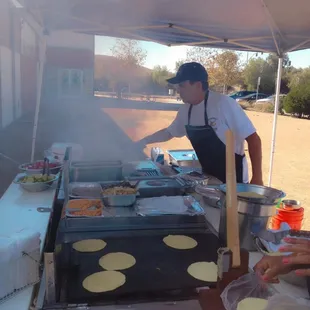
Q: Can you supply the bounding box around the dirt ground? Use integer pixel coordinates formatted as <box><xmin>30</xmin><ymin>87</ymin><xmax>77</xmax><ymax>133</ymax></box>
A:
<box><xmin>104</xmin><ymin>107</ymin><xmax>310</xmax><ymax>229</ymax></box>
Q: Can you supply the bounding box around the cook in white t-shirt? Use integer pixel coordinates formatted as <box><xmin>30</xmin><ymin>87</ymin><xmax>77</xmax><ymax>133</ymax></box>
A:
<box><xmin>137</xmin><ymin>62</ymin><xmax>263</xmax><ymax>185</ymax></box>
<box><xmin>167</xmin><ymin>90</ymin><xmax>256</xmax><ymax>183</ymax></box>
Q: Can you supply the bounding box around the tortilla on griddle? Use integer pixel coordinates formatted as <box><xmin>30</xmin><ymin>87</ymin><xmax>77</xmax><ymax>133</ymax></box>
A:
<box><xmin>237</xmin><ymin>298</ymin><xmax>268</xmax><ymax>310</ymax></box>
<box><xmin>237</xmin><ymin>192</ymin><xmax>266</xmax><ymax>199</ymax></box>
<box><xmin>187</xmin><ymin>262</ymin><xmax>218</xmax><ymax>282</ymax></box>
<box><xmin>82</xmin><ymin>271</ymin><xmax>125</xmax><ymax>293</ymax></box>
<box><xmin>163</xmin><ymin>235</ymin><xmax>197</xmax><ymax>250</ymax></box>
<box><xmin>99</xmin><ymin>252</ymin><xmax>136</xmax><ymax>271</ymax></box>
<box><xmin>72</xmin><ymin>239</ymin><xmax>106</xmax><ymax>252</ymax></box>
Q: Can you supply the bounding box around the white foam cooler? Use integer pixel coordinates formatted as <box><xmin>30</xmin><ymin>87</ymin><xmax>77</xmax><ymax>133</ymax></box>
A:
<box><xmin>0</xmin><ymin>229</ymin><xmax>40</xmax><ymax>302</ymax></box>
<box><xmin>0</xmin><ymin>237</ymin><xmax>15</xmax><ymax>299</ymax></box>
<box><xmin>12</xmin><ymin>229</ymin><xmax>40</xmax><ymax>292</ymax></box>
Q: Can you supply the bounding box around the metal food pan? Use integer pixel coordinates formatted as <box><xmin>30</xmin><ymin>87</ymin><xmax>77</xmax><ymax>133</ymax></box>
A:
<box><xmin>68</xmin><ymin>182</ymin><xmax>102</xmax><ymax>199</ymax></box>
<box><xmin>65</xmin><ymin>199</ymin><xmax>104</xmax><ymax>218</ymax></box>
<box><xmin>102</xmin><ymin>194</ymin><xmax>137</xmax><ymax>207</ymax></box>
<box><xmin>69</xmin><ymin>161</ymin><xmax>123</xmax><ymax>182</ymax></box>
<box><xmin>219</xmin><ymin>183</ymin><xmax>285</xmax><ymax>205</ymax></box>
<box><xmin>101</xmin><ymin>181</ymin><xmax>138</xmax><ymax>207</ymax></box>
<box><xmin>167</xmin><ymin>149</ymin><xmax>200</xmax><ymax>167</ymax></box>
<box><xmin>63</xmin><ymin>231</ymin><xmax>220</xmax><ymax>304</ymax></box>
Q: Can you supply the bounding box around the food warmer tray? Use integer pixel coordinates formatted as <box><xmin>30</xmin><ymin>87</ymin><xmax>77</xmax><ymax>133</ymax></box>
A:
<box><xmin>99</xmin><ymin>178</ymin><xmax>186</xmax><ymax>199</ymax></box>
<box><xmin>167</xmin><ymin>149</ymin><xmax>200</xmax><ymax>167</ymax></box>
<box><xmin>69</xmin><ymin>160</ymin><xmax>123</xmax><ymax>182</ymax></box>
<box><xmin>68</xmin><ymin>182</ymin><xmax>102</xmax><ymax>199</ymax></box>
<box><xmin>58</xmin><ymin>228</ymin><xmax>220</xmax><ymax>305</ymax></box>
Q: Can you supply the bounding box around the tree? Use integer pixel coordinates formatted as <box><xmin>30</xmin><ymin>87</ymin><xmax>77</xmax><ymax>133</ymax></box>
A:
<box><xmin>208</xmin><ymin>51</ymin><xmax>242</xmax><ymax>90</ymax></box>
<box><xmin>185</xmin><ymin>47</ymin><xmax>217</xmax><ymax>68</ymax></box>
<box><xmin>175</xmin><ymin>60</ymin><xmax>186</xmax><ymax>72</ymax></box>
<box><xmin>266</xmin><ymin>53</ymin><xmax>290</xmax><ymax>73</ymax></box>
<box><xmin>111</xmin><ymin>39</ymin><xmax>147</xmax><ymax>67</ymax></box>
<box><xmin>243</xmin><ymin>53</ymin><xmax>292</xmax><ymax>95</ymax></box>
<box><xmin>287</xmin><ymin>67</ymin><xmax>310</xmax><ymax>89</ymax></box>
<box><xmin>152</xmin><ymin>65</ymin><xmax>173</xmax><ymax>87</ymax></box>
<box><xmin>110</xmin><ymin>39</ymin><xmax>147</xmax><ymax>94</ymax></box>
<box><xmin>151</xmin><ymin>65</ymin><xmax>173</xmax><ymax>94</ymax></box>
<box><xmin>284</xmin><ymin>83</ymin><xmax>310</xmax><ymax>117</ymax></box>
<box><xmin>185</xmin><ymin>48</ymin><xmax>241</xmax><ymax>91</ymax></box>
<box><xmin>243</xmin><ymin>58</ymin><xmax>275</xmax><ymax>94</ymax></box>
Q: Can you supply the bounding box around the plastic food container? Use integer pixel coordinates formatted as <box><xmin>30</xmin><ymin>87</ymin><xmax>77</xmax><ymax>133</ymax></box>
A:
<box><xmin>102</xmin><ymin>194</ymin><xmax>137</xmax><ymax>207</ymax></box>
<box><xmin>19</xmin><ymin>161</ymin><xmax>62</xmax><ymax>175</ymax></box>
<box><xmin>68</xmin><ymin>182</ymin><xmax>102</xmax><ymax>199</ymax></box>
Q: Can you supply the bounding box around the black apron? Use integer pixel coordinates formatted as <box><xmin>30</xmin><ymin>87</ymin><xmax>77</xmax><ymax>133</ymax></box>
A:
<box><xmin>185</xmin><ymin>91</ymin><xmax>244</xmax><ymax>183</ymax></box>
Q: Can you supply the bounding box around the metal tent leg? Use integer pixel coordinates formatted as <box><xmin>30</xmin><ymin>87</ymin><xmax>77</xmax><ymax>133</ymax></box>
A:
<box><xmin>30</xmin><ymin>35</ymin><xmax>47</xmax><ymax>162</ymax></box>
<box><xmin>268</xmin><ymin>57</ymin><xmax>283</xmax><ymax>186</ymax></box>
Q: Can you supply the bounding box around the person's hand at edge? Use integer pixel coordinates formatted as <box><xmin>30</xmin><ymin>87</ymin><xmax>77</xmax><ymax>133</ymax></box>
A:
<box><xmin>254</xmin><ymin>256</ymin><xmax>292</xmax><ymax>283</ymax></box>
<box><xmin>279</xmin><ymin>237</ymin><xmax>310</xmax><ymax>276</ymax></box>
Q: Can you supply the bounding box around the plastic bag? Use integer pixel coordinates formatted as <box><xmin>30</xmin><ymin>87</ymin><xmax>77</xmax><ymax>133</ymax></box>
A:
<box><xmin>221</xmin><ymin>273</ymin><xmax>275</xmax><ymax>310</ymax></box>
<box><xmin>264</xmin><ymin>294</ymin><xmax>310</xmax><ymax>310</ymax></box>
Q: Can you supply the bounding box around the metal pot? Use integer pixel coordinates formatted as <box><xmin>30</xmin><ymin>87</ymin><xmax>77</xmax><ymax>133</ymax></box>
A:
<box><xmin>195</xmin><ymin>184</ymin><xmax>283</xmax><ymax>251</ymax></box>
<box><xmin>219</xmin><ymin>183</ymin><xmax>285</xmax><ymax>205</ymax></box>
<box><xmin>195</xmin><ymin>183</ymin><xmax>286</xmax><ymax>212</ymax></box>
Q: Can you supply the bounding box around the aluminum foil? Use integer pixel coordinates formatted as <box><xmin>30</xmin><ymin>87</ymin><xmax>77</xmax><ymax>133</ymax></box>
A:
<box><xmin>135</xmin><ymin>195</ymin><xmax>205</xmax><ymax>216</ymax></box>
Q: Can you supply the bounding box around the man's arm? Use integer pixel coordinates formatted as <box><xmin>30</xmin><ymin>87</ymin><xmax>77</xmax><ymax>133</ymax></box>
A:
<box><xmin>223</xmin><ymin>97</ymin><xmax>263</xmax><ymax>184</ymax></box>
<box><xmin>246</xmin><ymin>132</ymin><xmax>263</xmax><ymax>185</ymax></box>
<box><xmin>139</xmin><ymin>128</ymin><xmax>173</xmax><ymax>145</ymax></box>
<box><xmin>137</xmin><ymin>105</ymin><xmax>186</xmax><ymax>146</ymax></box>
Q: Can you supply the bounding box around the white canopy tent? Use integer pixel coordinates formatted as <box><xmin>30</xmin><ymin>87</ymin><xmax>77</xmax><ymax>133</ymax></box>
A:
<box><xmin>13</xmin><ymin>0</ymin><xmax>310</xmax><ymax>186</ymax></box>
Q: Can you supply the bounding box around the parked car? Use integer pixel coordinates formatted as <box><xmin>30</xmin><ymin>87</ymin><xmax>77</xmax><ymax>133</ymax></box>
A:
<box><xmin>236</xmin><ymin>93</ymin><xmax>268</xmax><ymax>103</ymax></box>
<box><xmin>229</xmin><ymin>91</ymin><xmax>257</xmax><ymax>99</ymax></box>
<box><xmin>255</xmin><ymin>94</ymin><xmax>286</xmax><ymax>105</ymax></box>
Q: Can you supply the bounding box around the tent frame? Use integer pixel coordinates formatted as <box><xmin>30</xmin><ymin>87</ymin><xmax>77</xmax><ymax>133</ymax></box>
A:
<box><xmin>11</xmin><ymin>0</ymin><xmax>310</xmax><ymax>186</ymax></box>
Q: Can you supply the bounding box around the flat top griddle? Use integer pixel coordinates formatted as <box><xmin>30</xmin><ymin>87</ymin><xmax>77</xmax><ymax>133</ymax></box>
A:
<box><xmin>63</xmin><ymin>232</ymin><xmax>219</xmax><ymax>305</ymax></box>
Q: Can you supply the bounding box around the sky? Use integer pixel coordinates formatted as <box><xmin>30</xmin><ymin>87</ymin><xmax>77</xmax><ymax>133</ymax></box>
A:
<box><xmin>95</xmin><ymin>36</ymin><xmax>310</xmax><ymax>72</ymax></box>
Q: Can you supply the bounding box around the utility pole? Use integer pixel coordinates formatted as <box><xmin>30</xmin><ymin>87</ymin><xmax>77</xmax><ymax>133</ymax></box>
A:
<box><xmin>256</xmin><ymin>76</ymin><xmax>261</xmax><ymax>101</ymax></box>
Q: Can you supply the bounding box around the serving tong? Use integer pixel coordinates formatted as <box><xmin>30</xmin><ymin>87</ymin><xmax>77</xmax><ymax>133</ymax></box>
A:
<box><xmin>42</xmin><ymin>157</ymin><xmax>50</xmax><ymax>176</ymax></box>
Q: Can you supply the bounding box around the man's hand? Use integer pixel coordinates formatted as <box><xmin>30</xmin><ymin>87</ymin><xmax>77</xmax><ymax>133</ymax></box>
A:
<box><xmin>279</xmin><ymin>237</ymin><xmax>310</xmax><ymax>276</ymax></box>
<box><xmin>134</xmin><ymin>139</ymin><xmax>147</xmax><ymax>151</ymax></box>
<box><xmin>254</xmin><ymin>256</ymin><xmax>292</xmax><ymax>283</ymax></box>
<box><xmin>250</xmin><ymin>176</ymin><xmax>264</xmax><ymax>186</ymax></box>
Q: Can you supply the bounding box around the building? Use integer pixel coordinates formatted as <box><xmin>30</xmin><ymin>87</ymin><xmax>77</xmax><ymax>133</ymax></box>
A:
<box><xmin>43</xmin><ymin>31</ymin><xmax>94</xmax><ymax>104</ymax></box>
<box><xmin>0</xmin><ymin>0</ymin><xmax>24</xmax><ymax>128</ymax></box>
<box><xmin>0</xmin><ymin>0</ymin><xmax>94</xmax><ymax>128</ymax></box>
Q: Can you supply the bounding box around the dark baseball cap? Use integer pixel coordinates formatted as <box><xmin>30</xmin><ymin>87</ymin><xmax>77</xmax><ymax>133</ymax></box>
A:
<box><xmin>167</xmin><ymin>62</ymin><xmax>208</xmax><ymax>84</ymax></box>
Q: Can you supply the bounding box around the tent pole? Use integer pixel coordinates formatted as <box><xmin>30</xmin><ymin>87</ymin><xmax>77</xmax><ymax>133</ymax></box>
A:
<box><xmin>268</xmin><ymin>57</ymin><xmax>283</xmax><ymax>186</ymax></box>
<box><xmin>30</xmin><ymin>35</ymin><xmax>47</xmax><ymax>162</ymax></box>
